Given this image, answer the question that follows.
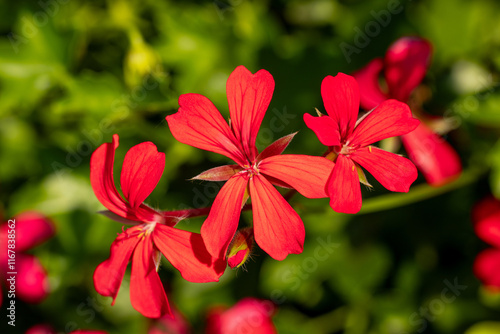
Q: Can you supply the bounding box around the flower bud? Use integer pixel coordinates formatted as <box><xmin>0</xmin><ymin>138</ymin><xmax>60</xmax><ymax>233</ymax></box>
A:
<box><xmin>124</xmin><ymin>30</ymin><xmax>162</xmax><ymax>88</ymax></box>
<box><xmin>227</xmin><ymin>228</ymin><xmax>253</xmax><ymax>269</ymax></box>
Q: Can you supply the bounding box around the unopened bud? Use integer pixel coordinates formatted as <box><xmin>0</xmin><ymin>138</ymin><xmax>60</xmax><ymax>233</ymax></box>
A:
<box><xmin>124</xmin><ymin>30</ymin><xmax>162</xmax><ymax>88</ymax></box>
<box><xmin>227</xmin><ymin>228</ymin><xmax>253</xmax><ymax>269</ymax></box>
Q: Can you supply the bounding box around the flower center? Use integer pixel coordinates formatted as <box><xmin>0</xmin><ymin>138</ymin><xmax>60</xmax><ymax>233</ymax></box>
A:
<box><xmin>241</xmin><ymin>163</ymin><xmax>259</xmax><ymax>178</ymax></box>
<box><xmin>139</xmin><ymin>212</ymin><xmax>166</xmax><ymax>237</ymax></box>
<box><xmin>334</xmin><ymin>143</ymin><xmax>356</xmax><ymax>156</ymax></box>
<box><xmin>139</xmin><ymin>221</ymin><xmax>157</xmax><ymax>238</ymax></box>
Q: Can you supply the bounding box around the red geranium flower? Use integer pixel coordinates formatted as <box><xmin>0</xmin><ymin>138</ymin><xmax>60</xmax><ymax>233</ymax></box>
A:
<box><xmin>304</xmin><ymin>73</ymin><xmax>419</xmax><ymax>214</ymax></box>
<box><xmin>205</xmin><ymin>298</ymin><xmax>277</xmax><ymax>334</ymax></box>
<box><xmin>472</xmin><ymin>196</ymin><xmax>500</xmax><ymax>290</ymax></box>
<box><xmin>166</xmin><ymin>66</ymin><xmax>334</xmax><ymax>261</ymax></box>
<box><xmin>90</xmin><ymin>134</ymin><xmax>225</xmax><ymax>318</ymax></box>
<box><xmin>1</xmin><ymin>211</ymin><xmax>54</xmax><ymax>306</ymax></box>
<box><xmin>353</xmin><ymin>36</ymin><xmax>462</xmax><ymax>186</ymax></box>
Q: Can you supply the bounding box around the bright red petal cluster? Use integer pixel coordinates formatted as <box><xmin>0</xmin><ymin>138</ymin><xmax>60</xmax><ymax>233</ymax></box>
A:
<box><xmin>304</xmin><ymin>73</ymin><xmax>420</xmax><ymax>213</ymax></box>
<box><xmin>1</xmin><ymin>212</ymin><xmax>54</xmax><ymax>305</ymax></box>
<box><xmin>473</xmin><ymin>196</ymin><xmax>500</xmax><ymax>290</ymax></box>
<box><xmin>166</xmin><ymin>66</ymin><xmax>334</xmax><ymax>260</ymax></box>
<box><xmin>90</xmin><ymin>134</ymin><xmax>225</xmax><ymax>318</ymax></box>
<box><xmin>353</xmin><ymin>36</ymin><xmax>462</xmax><ymax>186</ymax></box>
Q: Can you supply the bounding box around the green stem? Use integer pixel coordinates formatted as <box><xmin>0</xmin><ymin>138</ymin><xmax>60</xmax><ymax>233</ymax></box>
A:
<box><xmin>357</xmin><ymin>166</ymin><xmax>486</xmax><ymax>215</ymax></box>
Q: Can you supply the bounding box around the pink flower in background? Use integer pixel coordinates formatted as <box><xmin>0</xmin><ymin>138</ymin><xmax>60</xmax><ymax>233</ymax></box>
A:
<box><xmin>205</xmin><ymin>298</ymin><xmax>277</xmax><ymax>334</ymax></box>
<box><xmin>25</xmin><ymin>325</ymin><xmax>107</xmax><ymax>334</ymax></box>
<box><xmin>1</xmin><ymin>211</ymin><xmax>54</xmax><ymax>306</ymax></box>
<box><xmin>353</xmin><ymin>36</ymin><xmax>462</xmax><ymax>187</ymax></box>
<box><xmin>304</xmin><ymin>73</ymin><xmax>419</xmax><ymax>213</ymax></box>
<box><xmin>472</xmin><ymin>196</ymin><xmax>500</xmax><ymax>290</ymax></box>
<box><xmin>166</xmin><ymin>66</ymin><xmax>334</xmax><ymax>261</ymax></box>
<box><xmin>25</xmin><ymin>324</ymin><xmax>57</xmax><ymax>334</ymax></box>
<box><xmin>148</xmin><ymin>308</ymin><xmax>191</xmax><ymax>334</ymax></box>
<box><xmin>90</xmin><ymin>134</ymin><xmax>225</xmax><ymax>318</ymax></box>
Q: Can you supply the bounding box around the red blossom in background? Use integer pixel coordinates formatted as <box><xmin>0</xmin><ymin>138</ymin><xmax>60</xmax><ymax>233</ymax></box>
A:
<box><xmin>148</xmin><ymin>307</ymin><xmax>191</xmax><ymax>334</ymax></box>
<box><xmin>472</xmin><ymin>196</ymin><xmax>500</xmax><ymax>290</ymax></box>
<box><xmin>90</xmin><ymin>134</ymin><xmax>225</xmax><ymax>318</ymax></box>
<box><xmin>205</xmin><ymin>298</ymin><xmax>277</xmax><ymax>334</ymax></box>
<box><xmin>166</xmin><ymin>66</ymin><xmax>334</xmax><ymax>261</ymax></box>
<box><xmin>25</xmin><ymin>324</ymin><xmax>57</xmax><ymax>334</ymax></box>
<box><xmin>0</xmin><ymin>212</ymin><xmax>54</xmax><ymax>306</ymax></box>
<box><xmin>353</xmin><ymin>36</ymin><xmax>462</xmax><ymax>186</ymax></box>
<box><xmin>304</xmin><ymin>73</ymin><xmax>419</xmax><ymax>214</ymax></box>
<box><xmin>25</xmin><ymin>325</ymin><xmax>108</xmax><ymax>334</ymax></box>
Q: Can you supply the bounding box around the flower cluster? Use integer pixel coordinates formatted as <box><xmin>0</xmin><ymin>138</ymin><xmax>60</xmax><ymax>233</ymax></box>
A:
<box><xmin>90</xmin><ymin>135</ymin><xmax>225</xmax><ymax>318</ymax></box>
<box><xmin>86</xmin><ymin>60</ymin><xmax>422</xmax><ymax>318</ymax></box>
<box><xmin>353</xmin><ymin>37</ymin><xmax>462</xmax><ymax>186</ymax></box>
<box><xmin>473</xmin><ymin>196</ymin><xmax>500</xmax><ymax>290</ymax></box>
<box><xmin>1</xmin><ymin>212</ymin><xmax>54</xmax><ymax>305</ymax></box>
<box><xmin>85</xmin><ymin>56</ymin><xmax>425</xmax><ymax>318</ymax></box>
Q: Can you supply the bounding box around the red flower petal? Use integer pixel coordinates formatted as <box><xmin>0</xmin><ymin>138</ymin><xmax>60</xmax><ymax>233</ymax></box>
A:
<box><xmin>166</xmin><ymin>93</ymin><xmax>247</xmax><ymax>166</ymax></box>
<box><xmin>303</xmin><ymin>113</ymin><xmax>341</xmax><ymax>146</ymax></box>
<box><xmin>16</xmin><ymin>254</ymin><xmax>50</xmax><ymax>304</ymax></box>
<box><xmin>475</xmin><ymin>212</ymin><xmax>500</xmax><ymax>248</ymax></box>
<box><xmin>90</xmin><ymin>134</ymin><xmax>129</xmax><ymax>218</ymax></box>
<box><xmin>227</xmin><ymin>249</ymin><xmax>248</xmax><ymax>269</ymax></box>
<box><xmin>227</xmin><ymin>66</ymin><xmax>275</xmax><ymax>161</ymax></box>
<box><xmin>259</xmin><ymin>155</ymin><xmax>334</xmax><ymax>198</ymax></box>
<box><xmin>256</xmin><ymin>132</ymin><xmax>297</xmax><ymax>162</ymax></box>
<box><xmin>401</xmin><ymin>122</ymin><xmax>461</xmax><ymax>187</ymax></box>
<box><xmin>321</xmin><ymin>73</ymin><xmax>360</xmax><ymax>139</ymax></box>
<box><xmin>349</xmin><ymin>99</ymin><xmax>419</xmax><ymax>147</ymax></box>
<box><xmin>474</xmin><ymin>248</ymin><xmax>500</xmax><ymax>289</ymax></box>
<box><xmin>191</xmin><ymin>165</ymin><xmax>242</xmax><ymax>182</ymax></box>
<box><xmin>201</xmin><ymin>174</ymin><xmax>248</xmax><ymax>259</ymax></box>
<box><xmin>130</xmin><ymin>234</ymin><xmax>170</xmax><ymax>318</ymax></box>
<box><xmin>249</xmin><ymin>174</ymin><xmax>304</xmax><ymax>260</ymax></box>
<box><xmin>350</xmin><ymin>146</ymin><xmax>418</xmax><ymax>193</ymax></box>
<box><xmin>153</xmin><ymin>225</ymin><xmax>225</xmax><ymax>282</ymax></box>
<box><xmin>70</xmin><ymin>331</ymin><xmax>109</xmax><ymax>334</ymax></box>
<box><xmin>12</xmin><ymin>211</ymin><xmax>54</xmax><ymax>252</ymax></box>
<box><xmin>327</xmin><ymin>155</ymin><xmax>362</xmax><ymax>214</ymax></box>
<box><xmin>94</xmin><ymin>227</ymin><xmax>141</xmax><ymax>304</ymax></box>
<box><xmin>120</xmin><ymin>142</ymin><xmax>165</xmax><ymax>209</ymax></box>
<box><xmin>384</xmin><ymin>37</ymin><xmax>432</xmax><ymax>102</ymax></box>
<box><xmin>352</xmin><ymin>58</ymin><xmax>388</xmax><ymax>110</ymax></box>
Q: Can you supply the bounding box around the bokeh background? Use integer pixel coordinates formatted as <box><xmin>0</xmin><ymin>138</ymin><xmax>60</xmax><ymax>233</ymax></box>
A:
<box><xmin>1</xmin><ymin>0</ymin><xmax>500</xmax><ymax>333</ymax></box>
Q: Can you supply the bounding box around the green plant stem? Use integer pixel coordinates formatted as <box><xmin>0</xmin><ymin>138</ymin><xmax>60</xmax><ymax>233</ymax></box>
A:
<box><xmin>358</xmin><ymin>166</ymin><xmax>486</xmax><ymax>214</ymax></box>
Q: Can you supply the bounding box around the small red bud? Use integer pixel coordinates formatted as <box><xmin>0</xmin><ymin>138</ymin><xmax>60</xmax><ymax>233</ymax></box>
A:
<box><xmin>227</xmin><ymin>228</ymin><xmax>253</xmax><ymax>269</ymax></box>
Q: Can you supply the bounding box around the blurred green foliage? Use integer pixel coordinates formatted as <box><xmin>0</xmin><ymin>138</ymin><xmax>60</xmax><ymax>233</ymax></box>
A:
<box><xmin>1</xmin><ymin>0</ymin><xmax>500</xmax><ymax>333</ymax></box>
